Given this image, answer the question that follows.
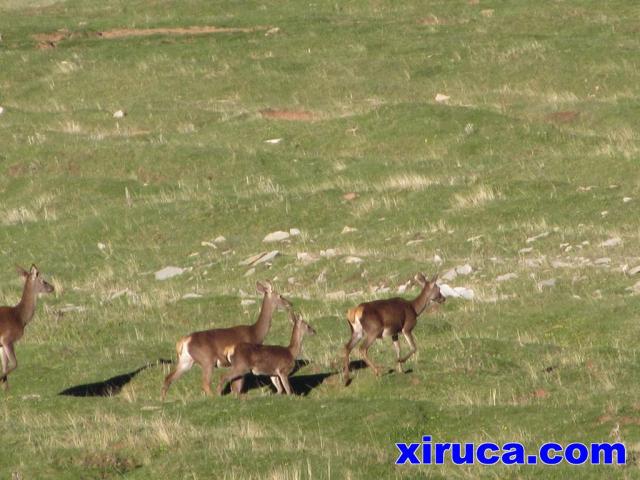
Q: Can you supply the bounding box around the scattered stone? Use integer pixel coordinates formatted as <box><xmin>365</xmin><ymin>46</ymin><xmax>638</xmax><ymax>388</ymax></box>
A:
<box><xmin>288</xmin><ymin>277</ymin><xmax>295</xmax><ymax>285</ymax></box>
<box><xmin>397</xmin><ymin>280</ymin><xmax>411</xmax><ymax>294</ymax></box>
<box><xmin>519</xmin><ymin>247</ymin><xmax>533</xmax><ymax>254</ymax></box>
<box><xmin>320</xmin><ymin>249</ymin><xmax>337</xmax><ymax>258</ymax></box>
<box><xmin>433</xmin><ymin>254</ymin><xmax>443</xmax><ymax>265</ymax></box>
<box><xmin>526</xmin><ymin>231</ymin><xmax>549</xmax><ymax>244</ymax></box>
<box><xmin>594</xmin><ymin>257</ymin><xmax>611</xmax><ymax>265</ymax></box>
<box><xmin>628</xmin><ymin>265</ymin><xmax>640</xmax><ymax>276</ymax></box>
<box><xmin>601</xmin><ymin>211</ymin><xmax>608</xmax><ymax>217</ymax></box>
<box><xmin>243</xmin><ymin>268</ymin><xmax>255</xmax><ymax>277</ymax></box>
<box><xmin>455</xmin><ymin>264</ymin><xmax>473</xmax><ymax>275</ymax></box>
<box><xmin>20</xmin><ymin>394</ymin><xmax>40</xmax><ymax>400</ymax></box>
<box><xmin>538</xmin><ymin>278</ymin><xmax>557</xmax><ymax>289</ymax></box>
<box><xmin>264</xmin><ymin>138</ymin><xmax>282</xmax><ymax>144</ymax></box>
<box><xmin>113</xmin><ymin>110</ymin><xmax>126</xmax><ymax>118</ymax></box>
<box><xmin>435</xmin><ymin>93</ymin><xmax>450</xmax><ymax>103</ymax></box>
<box><xmin>439</xmin><ymin>283</ymin><xmax>474</xmax><ymax>300</ymax></box>
<box><xmin>344</xmin><ymin>256</ymin><xmax>364</xmax><ymax>264</ymax></box>
<box><xmin>289</xmin><ymin>228</ymin><xmax>301</xmax><ymax>236</ymax></box>
<box><xmin>551</xmin><ymin>260</ymin><xmax>572</xmax><ymax>268</ymax></box>
<box><xmin>343</xmin><ymin>192</ymin><xmax>358</xmax><ymax>201</ymax></box>
<box><xmin>239</xmin><ymin>250</ymin><xmax>279</xmax><ymax>266</ymax></box>
<box><xmin>181</xmin><ymin>293</ymin><xmax>202</xmax><ymax>300</ymax></box>
<box><xmin>241</xmin><ymin>299</ymin><xmax>256</xmax><ymax>306</ymax></box>
<box><xmin>628</xmin><ymin>281</ymin><xmax>640</xmax><ymax>294</ymax></box>
<box><xmin>0</xmin><ymin>106</ymin><xmax>4</xmax><ymax>115</ymax></box>
<box><xmin>97</xmin><ymin>242</ymin><xmax>107</xmax><ymax>251</ymax></box>
<box><xmin>442</xmin><ymin>269</ymin><xmax>457</xmax><ymax>281</ymax></box>
<box><xmin>525</xmin><ymin>258</ymin><xmax>543</xmax><ymax>268</ymax></box>
<box><xmin>600</xmin><ymin>237</ymin><xmax>622</xmax><ymax>248</ymax></box>
<box><xmin>326</xmin><ymin>291</ymin><xmax>346</xmax><ymax>300</ymax></box>
<box><xmin>623</xmin><ymin>197</ymin><xmax>632</xmax><ymax>203</ymax></box>
<box><xmin>406</xmin><ymin>239</ymin><xmax>423</xmax><ymax>246</ymax></box>
<box><xmin>316</xmin><ymin>268</ymin><xmax>327</xmax><ymax>283</ymax></box>
<box><xmin>480</xmin><ymin>8</ymin><xmax>494</xmax><ymax>17</ymax></box>
<box><xmin>341</xmin><ymin>226</ymin><xmax>358</xmax><ymax>234</ymax></box>
<box><xmin>591</xmin><ymin>290</ymin><xmax>603</xmax><ymax>299</ymax></box>
<box><xmin>214</xmin><ymin>235</ymin><xmax>226</xmax><ymax>243</ymax></box>
<box><xmin>201</xmin><ymin>241</ymin><xmax>217</xmax><ymax>248</ymax></box>
<box><xmin>496</xmin><ymin>273</ymin><xmax>518</xmax><ymax>282</ymax></box>
<box><xmin>265</xmin><ymin>27</ymin><xmax>280</xmax><ymax>36</ymax></box>
<box><xmin>297</xmin><ymin>252</ymin><xmax>319</xmax><ymax>264</ymax></box>
<box><xmin>57</xmin><ymin>304</ymin><xmax>87</xmax><ymax>313</ymax></box>
<box><xmin>346</xmin><ymin>290</ymin><xmax>364</xmax><ymax>298</ymax></box>
<box><xmin>467</xmin><ymin>234</ymin><xmax>483</xmax><ymax>242</ymax></box>
<box><xmin>263</xmin><ymin>230</ymin><xmax>290</xmax><ymax>242</ymax></box>
<box><xmin>155</xmin><ymin>266</ymin><xmax>184</xmax><ymax>280</ymax></box>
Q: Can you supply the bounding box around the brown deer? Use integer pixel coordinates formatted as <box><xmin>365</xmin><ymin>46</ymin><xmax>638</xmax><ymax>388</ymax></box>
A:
<box><xmin>161</xmin><ymin>280</ymin><xmax>292</xmax><ymax>400</ymax></box>
<box><xmin>0</xmin><ymin>265</ymin><xmax>55</xmax><ymax>390</ymax></box>
<box><xmin>217</xmin><ymin>310</ymin><xmax>316</xmax><ymax>396</ymax></box>
<box><xmin>343</xmin><ymin>273</ymin><xmax>444</xmax><ymax>384</ymax></box>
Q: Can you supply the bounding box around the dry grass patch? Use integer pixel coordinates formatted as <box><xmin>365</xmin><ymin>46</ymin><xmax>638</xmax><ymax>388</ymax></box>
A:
<box><xmin>452</xmin><ymin>185</ymin><xmax>501</xmax><ymax>210</ymax></box>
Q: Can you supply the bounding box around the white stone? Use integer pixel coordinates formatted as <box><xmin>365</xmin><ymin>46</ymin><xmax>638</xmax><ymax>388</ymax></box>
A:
<box><xmin>594</xmin><ymin>257</ymin><xmax>611</xmax><ymax>265</ymax></box>
<box><xmin>239</xmin><ymin>251</ymin><xmax>279</xmax><ymax>266</ymax></box>
<box><xmin>455</xmin><ymin>264</ymin><xmax>473</xmax><ymax>275</ymax></box>
<box><xmin>433</xmin><ymin>254</ymin><xmax>443</xmax><ymax>265</ymax></box>
<box><xmin>263</xmin><ymin>231</ymin><xmax>290</xmax><ymax>242</ymax></box>
<box><xmin>264</xmin><ymin>138</ymin><xmax>282</xmax><ymax>144</ymax></box>
<box><xmin>201</xmin><ymin>241</ymin><xmax>217</xmax><ymax>248</ymax></box>
<box><xmin>519</xmin><ymin>247</ymin><xmax>533</xmax><ymax>254</ymax></box>
<box><xmin>181</xmin><ymin>293</ymin><xmax>202</xmax><ymax>299</ymax></box>
<box><xmin>496</xmin><ymin>273</ymin><xmax>518</xmax><ymax>282</ymax></box>
<box><xmin>341</xmin><ymin>226</ymin><xmax>358</xmax><ymax>234</ymax></box>
<box><xmin>97</xmin><ymin>242</ymin><xmax>107</xmax><ymax>251</ymax></box>
<box><xmin>439</xmin><ymin>283</ymin><xmax>474</xmax><ymax>300</ymax></box>
<box><xmin>113</xmin><ymin>110</ymin><xmax>126</xmax><ymax>118</ymax></box>
<box><xmin>289</xmin><ymin>228</ymin><xmax>301</xmax><ymax>236</ymax></box>
<box><xmin>155</xmin><ymin>266</ymin><xmax>184</xmax><ymax>280</ymax></box>
<box><xmin>243</xmin><ymin>268</ymin><xmax>256</xmax><ymax>277</ymax></box>
<box><xmin>320</xmin><ymin>249</ymin><xmax>337</xmax><ymax>258</ymax></box>
<box><xmin>526</xmin><ymin>232</ymin><xmax>549</xmax><ymax>244</ymax></box>
<box><xmin>344</xmin><ymin>256</ymin><xmax>364</xmax><ymax>264</ymax></box>
<box><xmin>214</xmin><ymin>235</ymin><xmax>226</xmax><ymax>243</ymax></box>
<box><xmin>241</xmin><ymin>299</ymin><xmax>256</xmax><ymax>306</ymax></box>
<box><xmin>297</xmin><ymin>252</ymin><xmax>319</xmax><ymax>264</ymax></box>
<box><xmin>600</xmin><ymin>237</ymin><xmax>622</xmax><ymax>248</ymax></box>
<box><xmin>628</xmin><ymin>265</ymin><xmax>640</xmax><ymax>276</ymax></box>
<box><xmin>435</xmin><ymin>93</ymin><xmax>450</xmax><ymax>103</ymax></box>
<box><xmin>0</xmin><ymin>106</ymin><xmax>4</xmax><ymax>115</ymax></box>
<box><xmin>623</xmin><ymin>197</ymin><xmax>632</xmax><ymax>203</ymax></box>
<box><xmin>406</xmin><ymin>239</ymin><xmax>423</xmax><ymax>246</ymax></box>
<box><xmin>441</xmin><ymin>268</ymin><xmax>457</xmax><ymax>281</ymax></box>
<box><xmin>538</xmin><ymin>278</ymin><xmax>557</xmax><ymax>289</ymax></box>
<box><xmin>551</xmin><ymin>260</ymin><xmax>572</xmax><ymax>268</ymax></box>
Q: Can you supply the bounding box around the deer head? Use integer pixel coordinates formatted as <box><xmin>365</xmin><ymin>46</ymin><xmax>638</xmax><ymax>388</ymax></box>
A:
<box><xmin>256</xmin><ymin>280</ymin><xmax>292</xmax><ymax>310</ymax></box>
<box><xmin>289</xmin><ymin>311</ymin><xmax>317</xmax><ymax>336</ymax></box>
<box><xmin>414</xmin><ymin>272</ymin><xmax>445</xmax><ymax>304</ymax></box>
<box><xmin>17</xmin><ymin>264</ymin><xmax>54</xmax><ymax>294</ymax></box>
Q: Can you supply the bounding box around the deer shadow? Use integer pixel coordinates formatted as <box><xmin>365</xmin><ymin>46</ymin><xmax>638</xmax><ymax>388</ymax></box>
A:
<box><xmin>59</xmin><ymin>359</ymin><xmax>172</xmax><ymax>397</ymax></box>
<box><xmin>223</xmin><ymin>359</ymin><xmax>337</xmax><ymax>397</ymax></box>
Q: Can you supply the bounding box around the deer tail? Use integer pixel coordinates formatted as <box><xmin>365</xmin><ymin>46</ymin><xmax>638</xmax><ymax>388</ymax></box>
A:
<box><xmin>346</xmin><ymin>305</ymin><xmax>364</xmax><ymax>327</ymax></box>
<box><xmin>224</xmin><ymin>345</ymin><xmax>236</xmax><ymax>364</ymax></box>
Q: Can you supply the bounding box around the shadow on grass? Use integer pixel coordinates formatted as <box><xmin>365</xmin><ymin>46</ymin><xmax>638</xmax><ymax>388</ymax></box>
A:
<box><xmin>222</xmin><ymin>359</ymin><xmax>338</xmax><ymax>397</ymax></box>
<box><xmin>59</xmin><ymin>359</ymin><xmax>172</xmax><ymax>397</ymax></box>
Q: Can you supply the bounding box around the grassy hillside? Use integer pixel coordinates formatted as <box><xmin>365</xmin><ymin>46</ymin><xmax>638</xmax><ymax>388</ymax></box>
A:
<box><xmin>1</xmin><ymin>0</ymin><xmax>639</xmax><ymax>478</ymax></box>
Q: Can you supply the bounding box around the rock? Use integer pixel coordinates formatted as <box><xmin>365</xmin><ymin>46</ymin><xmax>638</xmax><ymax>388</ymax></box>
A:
<box><xmin>525</xmin><ymin>258</ymin><xmax>543</xmax><ymax>268</ymax></box>
<box><xmin>0</xmin><ymin>106</ymin><xmax>4</xmax><ymax>115</ymax></box>
<box><xmin>442</xmin><ymin>268</ymin><xmax>457</xmax><ymax>281</ymax></box>
<box><xmin>288</xmin><ymin>277</ymin><xmax>295</xmax><ymax>285</ymax></box>
<box><xmin>433</xmin><ymin>254</ymin><xmax>443</xmax><ymax>265</ymax></box>
<box><xmin>343</xmin><ymin>192</ymin><xmax>358</xmax><ymax>201</ymax></box>
<box><xmin>439</xmin><ymin>283</ymin><xmax>474</xmax><ymax>300</ymax></box>
<box><xmin>628</xmin><ymin>281</ymin><xmax>640</xmax><ymax>294</ymax></box>
<box><xmin>397</xmin><ymin>280</ymin><xmax>411</xmax><ymax>294</ymax></box>
<box><xmin>628</xmin><ymin>265</ymin><xmax>640</xmax><ymax>276</ymax></box>
<box><xmin>344</xmin><ymin>256</ymin><xmax>364</xmax><ymax>264</ymax></box>
<box><xmin>289</xmin><ymin>228</ymin><xmax>301</xmax><ymax>236</ymax></box>
<box><xmin>519</xmin><ymin>247</ymin><xmax>533</xmax><ymax>254</ymax></box>
<box><xmin>297</xmin><ymin>252</ymin><xmax>319</xmax><ymax>264</ymax></box>
<box><xmin>526</xmin><ymin>232</ymin><xmax>549</xmax><ymax>244</ymax></box>
<box><xmin>496</xmin><ymin>273</ymin><xmax>518</xmax><ymax>282</ymax></box>
<box><xmin>264</xmin><ymin>138</ymin><xmax>282</xmax><ymax>144</ymax></box>
<box><xmin>108</xmin><ymin>289</ymin><xmax>133</xmax><ymax>300</ymax></box>
<box><xmin>326</xmin><ymin>291</ymin><xmax>346</xmax><ymax>300</ymax></box>
<box><xmin>201</xmin><ymin>241</ymin><xmax>217</xmax><ymax>248</ymax></box>
<box><xmin>480</xmin><ymin>8</ymin><xmax>494</xmax><ymax>17</ymax></box>
<box><xmin>97</xmin><ymin>242</ymin><xmax>107</xmax><ymax>251</ymax></box>
<box><xmin>155</xmin><ymin>266</ymin><xmax>184</xmax><ymax>281</ymax></box>
<box><xmin>455</xmin><ymin>264</ymin><xmax>473</xmax><ymax>275</ymax></box>
<box><xmin>239</xmin><ymin>251</ymin><xmax>279</xmax><ymax>266</ymax></box>
<box><xmin>406</xmin><ymin>239</ymin><xmax>423</xmax><ymax>246</ymax></box>
<box><xmin>601</xmin><ymin>211</ymin><xmax>609</xmax><ymax>217</ymax></box>
<box><xmin>435</xmin><ymin>93</ymin><xmax>450</xmax><ymax>103</ymax></box>
<box><xmin>181</xmin><ymin>293</ymin><xmax>202</xmax><ymax>300</ymax></box>
<box><xmin>600</xmin><ymin>237</ymin><xmax>622</xmax><ymax>248</ymax></box>
<box><xmin>594</xmin><ymin>257</ymin><xmax>611</xmax><ymax>265</ymax></box>
<box><xmin>241</xmin><ymin>299</ymin><xmax>256</xmax><ymax>306</ymax></box>
<box><xmin>538</xmin><ymin>278</ymin><xmax>557</xmax><ymax>289</ymax></box>
<box><xmin>551</xmin><ymin>260</ymin><xmax>572</xmax><ymax>268</ymax></box>
<box><xmin>467</xmin><ymin>234</ymin><xmax>483</xmax><ymax>242</ymax></box>
<box><xmin>623</xmin><ymin>197</ymin><xmax>632</xmax><ymax>203</ymax></box>
<box><xmin>214</xmin><ymin>235</ymin><xmax>226</xmax><ymax>243</ymax></box>
<box><xmin>113</xmin><ymin>110</ymin><xmax>126</xmax><ymax>118</ymax></box>
<box><xmin>341</xmin><ymin>226</ymin><xmax>358</xmax><ymax>234</ymax></box>
<box><xmin>263</xmin><ymin>231</ymin><xmax>290</xmax><ymax>242</ymax></box>
<box><xmin>320</xmin><ymin>249</ymin><xmax>337</xmax><ymax>258</ymax></box>
<box><xmin>243</xmin><ymin>268</ymin><xmax>256</xmax><ymax>277</ymax></box>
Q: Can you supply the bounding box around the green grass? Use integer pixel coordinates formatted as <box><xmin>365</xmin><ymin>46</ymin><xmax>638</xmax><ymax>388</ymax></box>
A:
<box><xmin>1</xmin><ymin>0</ymin><xmax>640</xmax><ymax>477</ymax></box>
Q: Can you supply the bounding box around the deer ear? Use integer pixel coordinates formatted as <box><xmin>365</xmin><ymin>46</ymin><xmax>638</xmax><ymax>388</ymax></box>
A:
<box><xmin>256</xmin><ymin>281</ymin><xmax>267</xmax><ymax>294</ymax></box>
<box><xmin>15</xmin><ymin>265</ymin><xmax>29</xmax><ymax>278</ymax></box>
<box><xmin>264</xmin><ymin>280</ymin><xmax>273</xmax><ymax>293</ymax></box>
<box><xmin>30</xmin><ymin>264</ymin><xmax>39</xmax><ymax>276</ymax></box>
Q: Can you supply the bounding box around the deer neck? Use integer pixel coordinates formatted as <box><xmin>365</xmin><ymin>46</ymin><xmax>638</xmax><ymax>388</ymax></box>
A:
<box><xmin>16</xmin><ymin>281</ymin><xmax>38</xmax><ymax>326</ymax></box>
<box><xmin>251</xmin><ymin>295</ymin><xmax>275</xmax><ymax>343</ymax></box>
<box><xmin>287</xmin><ymin>322</ymin><xmax>305</xmax><ymax>359</ymax></box>
<box><xmin>410</xmin><ymin>283</ymin><xmax>432</xmax><ymax>317</ymax></box>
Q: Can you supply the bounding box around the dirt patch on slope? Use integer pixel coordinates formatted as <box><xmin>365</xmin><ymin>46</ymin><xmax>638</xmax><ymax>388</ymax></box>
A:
<box><xmin>260</xmin><ymin>109</ymin><xmax>317</xmax><ymax>121</ymax></box>
<box><xmin>547</xmin><ymin>111</ymin><xmax>579</xmax><ymax>123</ymax></box>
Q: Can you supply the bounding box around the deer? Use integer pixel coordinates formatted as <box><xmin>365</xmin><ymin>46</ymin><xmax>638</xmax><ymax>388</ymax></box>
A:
<box><xmin>0</xmin><ymin>265</ymin><xmax>55</xmax><ymax>390</ymax></box>
<box><xmin>161</xmin><ymin>280</ymin><xmax>292</xmax><ymax>400</ymax></box>
<box><xmin>343</xmin><ymin>273</ymin><xmax>444</xmax><ymax>385</ymax></box>
<box><xmin>217</xmin><ymin>310</ymin><xmax>316</xmax><ymax>396</ymax></box>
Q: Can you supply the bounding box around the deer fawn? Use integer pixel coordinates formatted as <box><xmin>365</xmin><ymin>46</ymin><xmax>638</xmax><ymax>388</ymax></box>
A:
<box><xmin>217</xmin><ymin>310</ymin><xmax>316</xmax><ymax>396</ymax></box>
<box><xmin>343</xmin><ymin>273</ymin><xmax>444</xmax><ymax>384</ymax></box>
<box><xmin>0</xmin><ymin>265</ymin><xmax>55</xmax><ymax>390</ymax></box>
<box><xmin>161</xmin><ymin>280</ymin><xmax>292</xmax><ymax>400</ymax></box>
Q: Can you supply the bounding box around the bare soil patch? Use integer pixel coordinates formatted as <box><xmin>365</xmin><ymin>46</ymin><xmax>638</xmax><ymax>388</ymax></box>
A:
<box><xmin>547</xmin><ymin>111</ymin><xmax>579</xmax><ymax>123</ymax></box>
<box><xmin>260</xmin><ymin>109</ymin><xmax>317</xmax><ymax>121</ymax></box>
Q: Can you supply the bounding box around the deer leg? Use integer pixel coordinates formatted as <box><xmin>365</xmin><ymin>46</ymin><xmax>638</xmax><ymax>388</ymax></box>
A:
<box><xmin>230</xmin><ymin>377</ymin><xmax>244</xmax><ymax>394</ymax></box>
<box><xmin>217</xmin><ymin>368</ymin><xmax>247</xmax><ymax>396</ymax></box>
<box><xmin>277</xmin><ymin>372</ymin><xmax>293</xmax><ymax>395</ymax></box>
<box><xmin>398</xmin><ymin>330</ymin><xmax>417</xmax><ymax>364</ymax></box>
<box><xmin>270</xmin><ymin>376</ymin><xmax>283</xmax><ymax>394</ymax></box>
<box><xmin>161</xmin><ymin>351</ymin><xmax>194</xmax><ymax>401</ymax></box>
<box><xmin>201</xmin><ymin>363</ymin><xmax>214</xmax><ymax>396</ymax></box>
<box><xmin>343</xmin><ymin>329</ymin><xmax>363</xmax><ymax>384</ymax></box>
<box><xmin>392</xmin><ymin>334</ymin><xmax>403</xmax><ymax>373</ymax></box>
<box><xmin>0</xmin><ymin>346</ymin><xmax>7</xmax><ymax>390</ymax></box>
<box><xmin>359</xmin><ymin>331</ymin><xmax>382</xmax><ymax>376</ymax></box>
